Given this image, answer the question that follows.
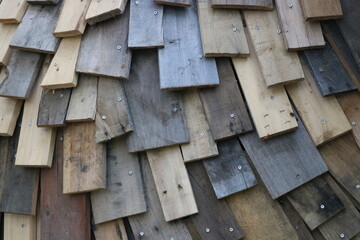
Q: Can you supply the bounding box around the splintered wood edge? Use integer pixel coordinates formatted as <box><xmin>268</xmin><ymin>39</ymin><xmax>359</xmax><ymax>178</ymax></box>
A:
<box><xmin>86</xmin><ymin>9</ymin><xmax>122</xmax><ymax>25</ymax></box>
<box><xmin>267</xmin><ymin>77</ymin><xmax>305</xmax><ymax>88</ymax></box>
<box><xmin>211</xmin><ymin>5</ymin><xmax>273</xmax><ymax>10</ymax></box>
<box><xmin>53</xmin><ymin>30</ymin><xmax>83</xmax><ymax>38</ymax></box>
<box><xmin>259</xmin><ymin>125</ymin><xmax>298</xmax><ymax>140</ymax></box>
<box><xmin>154</xmin><ymin>1</ymin><xmax>192</xmax><ymax>7</ymax></box>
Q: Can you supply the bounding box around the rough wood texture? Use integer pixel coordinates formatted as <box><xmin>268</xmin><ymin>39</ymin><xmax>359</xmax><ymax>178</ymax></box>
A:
<box><xmin>86</xmin><ymin>0</ymin><xmax>127</xmax><ymax>25</ymax></box>
<box><xmin>199</xmin><ymin>58</ymin><xmax>252</xmax><ymax>141</ymax></box>
<box><xmin>203</xmin><ymin>138</ymin><xmax>257</xmax><ymax>199</ymax></box>
<box><xmin>10</xmin><ymin>3</ymin><xmax>62</xmax><ymax>54</ymax></box>
<box><xmin>180</xmin><ymin>90</ymin><xmax>218</xmax><ymax>162</ymax></box>
<box><xmin>95</xmin><ymin>78</ymin><xmax>133</xmax><ymax>143</ymax></box>
<box><xmin>77</xmin><ymin>6</ymin><xmax>131</xmax><ymax>79</ymax></box>
<box><xmin>93</xmin><ymin>220</ymin><xmax>128</xmax><ymax>240</ymax></box>
<box><xmin>90</xmin><ymin>137</ymin><xmax>146</xmax><ymax>224</ymax></box>
<box><xmin>123</xmin><ymin>50</ymin><xmax>189</xmax><ymax>153</ymax></box>
<box><xmin>159</xmin><ymin>6</ymin><xmax>219</xmax><ymax>89</ymax></box>
<box><xmin>154</xmin><ymin>0</ymin><xmax>192</xmax><ymax>7</ymax></box>
<box><xmin>211</xmin><ymin>0</ymin><xmax>273</xmax><ymax>9</ymax></box>
<box><xmin>0</xmin><ymin>23</ymin><xmax>18</xmax><ymax>66</ymax></box>
<box><xmin>147</xmin><ymin>146</ymin><xmax>198</xmax><ymax>221</ymax></box>
<box><xmin>244</xmin><ymin>9</ymin><xmax>304</xmax><ymax>87</ymax></box>
<box><xmin>197</xmin><ymin>0</ymin><xmax>249</xmax><ymax>57</ymax></box>
<box><xmin>128</xmin><ymin>0</ymin><xmax>164</xmax><ymax>48</ymax></box>
<box><xmin>4</xmin><ymin>213</ymin><xmax>36</xmax><ymax>240</ymax></box>
<box><xmin>66</xmin><ymin>75</ymin><xmax>97</xmax><ymax>122</ymax></box>
<box><xmin>300</xmin><ymin>0</ymin><xmax>342</xmax><ymax>21</ymax></box>
<box><xmin>0</xmin><ymin>50</ymin><xmax>43</xmax><ymax>99</ymax></box>
<box><xmin>128</xmin><ymin>153</ymin><xmax>193</xmax><ymax>240</ymax></box>
<box><xmin>0</xmin><ymin>0</ymin><xmax>28</xmax><ymax>23</ymax></box>
<box><xmin>40</xmin><ymin>129</ymin><xmax>91</xmax><ymax>240</ymax></box>
<box><xmin>275</xmin><ymin>0</ymin><xmax>325</xmax><ymax>50</ymax></box>
<box><xmin>53</xmin><ymin>0</ymin><xmax>91</xmax><ymax>37</ymax></box>
<box><xmin>63</xmin><ymin>122</ymin><xmax>106</xmax><ymax>194</ymax></box>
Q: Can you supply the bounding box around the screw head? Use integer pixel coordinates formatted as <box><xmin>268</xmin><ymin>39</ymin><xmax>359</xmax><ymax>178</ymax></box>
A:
<box><xmin>117</xmin><ymin>97</ymin><xmax>122</xmax><ymax>102</ymax></box>
<box><xmin>356</xmin><ymin>184</ymin><xmax>360</xmax><ymax>189</ymax></box>
<box><xmin>351</xmin><ymin>121</ymin><xmax>357</xmax><ymax>126</ymax></box>
<box><xmin>319</xmin><ymin>67</ymin><xmax>324</xmax><ymax>72</ymax></box>
<box><xmin>154</xmin><ymin>10</ymin><xmax>158</xmax><ymax>15</ymax></box>
<box><xmin>27</xmin><ymin>121</ymin><xmax>32</xmax><ymax>126</ymax></box>
<box><xmin>170</xmin><ymin>238</ymin><xmax>175</xmax><ymax>240</ymax></box>
<box><xmin>59</xmin><ymin>137</ymin><xmax>64</xmax><ymax>142</ymax></box>
<box><xmin>238</xmin><ymin>165</ymin><xmax>242</xmax><ymax>170</ymax></box>
<box><xmin>232</xmin><ymin>27</ymin><xmax>237</xmax><ymax>32</ymax></box>
<box><xmin>172</xmin><ymin>107</ymin><xmax>178</xmax><ymax>112</ymax></box>
<box><xmin>140</xmin><ymin>232</ymin><xmax>145</xmax><ymax>236</ymax></box>
<box><xmin>255</xmin><ymin>25</ymin><xmax>260</xmax><ymax>30</ymax></box>
<box><xmin>128</xmin><ymin>170</ymin><xmax>133</xmax><ymax>175</ymax></box>
<box><xmin>81</xmin><ymin>97</ymin><xmax>85</xmax><ymax>102</ymax></box>
<box><xmin>200</xmin><ymin>132</ymin><xmax>205</xmax><ymax>136</ymax></box>
<box><xmin>276</xmin><ymin>29</ymin><xmax>282</xmax><ymax>34</ymax></box>
<box><xmin>116</xmin><ymin>45</ymin><xmax>122</xmax><ymax>50</ymax></box>
<box><xmin>135</xmin><ymin>0</ymin><xmax>139</xmax><ymax>4</ymax></box>
<box><xmin>339</xmin><ymin>233</ymin><xmax>345</xmax><ymax>239</ymax></box>
<box><xmin>199</xmin><ymin>54</ymin><xmax>203</xmax><ymax>59</ymax></box>
<box><xmin>322</xmin><ymin>119</ymin><xmax>327</xmax><ymax>124</ymax></box>
<box><xmin>102</xmin><ymin>115</ymin><xmax>107</xmax><ymax>120</ymax></box>
<box><xmin>320</xmin><ymin>204</ymin><xmax>325</xmax><ymax>209</ymax></box>
<box><xmin>205</xmin><ymin>228</ymin><xmax>210</xmax><ymax>233</ymax></box>
<box><xmin>288</xmin><ymin>3</ymin><xmax>293</xmax><ymax>8</ymax></box>
<box><xmin>271</xmin><ymin>96</ymin><xmax>275</xmax><ymax>100</ymax></box>
<box><xmin>59</xmin><ymin>94</ymin><xmax>64</xmax><ymax>98</ymax></box>
<box><xmin>230</xmin><ymin>113</ymin><xmax>235</xmax><ymax>118</ymax></box>
<box><xmin>229</xmin><ymin>228</ymin><xmax>234</xmax><ymax>232</ymax></box>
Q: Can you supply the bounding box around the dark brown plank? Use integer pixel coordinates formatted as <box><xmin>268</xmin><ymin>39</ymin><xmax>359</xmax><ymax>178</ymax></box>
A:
<box><xmin>199</xmin><ymin>58</ymin><xmax>253</xmax><ymax>141</ymax></box>
<box><xmin>40</xmin><ymin>129</ymin><xmax>91</xmax><ymax>240</ymax></box>
<box><xmin>211</xmin><ymin>0</ymin><xmax>273</xmax><ymax>9</ymax></box>
<box><xmin>154</xmin><ymin>0</ymin><xmax>192</xmax><ymax>7</ymax></box>
<box><xmin>123</xmin><ymin>49</ymin><xmax>189</xmax><ymax>153</ymax></box>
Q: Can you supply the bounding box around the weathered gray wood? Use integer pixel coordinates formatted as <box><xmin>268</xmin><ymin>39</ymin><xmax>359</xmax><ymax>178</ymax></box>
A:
<box><xmin>128</xmin><ymin>153</ymin><xmax>193</xmax><ymax>240</ymax></box>
<box><xmin>37</xmin><ymin>88</ymin><xmax>71</xmax><ymax>127</ymax></box>
<box><xmin>302</xmin><ymin>43</ymin><xmax>356</xmax><ymax>96</ymax></box>
<box><xmin>129</xmin><ymin>0</ymin><xmax>164</xmax><ymax>48</ymax></box>
<box><xmin>203</xmin><ymin>138</ymin><xmax>257</xmax><ymax>199</ymax></box>
<box><xmin>239</xmin><ymin>114</ymin><xmax>328</xmax><ymax>199</ymax></box>
<box><xmin>10</xmin><ymin>2</ymin><xmax>62</xmax><ymax>54</ymax></box>
<box><xmin>123</xmin><ymin>49</ymin><xmax>189</xmax><ymax>153</ymax></box>
<box><xmin>91</xmin><ymin>137</ymin><xmax>146</xmax><ymax>224</ymax></box>
<box><xmin>159</xmin><ymin>6</ymin><xmax>219</xmax><ymax>89</ymax></box>
<box><xmin>27</xmin><ymin>0</ymin><xmax>59</xmax><ymax>4</ymax></box>
<box><xmin>154</xmin><ymin>0</ymin><xmax>192</xmax><ymax>7</ymax></box>
<box><xmin>211</xmin><ymin>0</ymin><xmax>273</xmax><ymax>9</ymax></box>
<box><xmin>76</xmin><ymin>5</ymin><xmax>131</xmax><ymax>79</ymax></box>
<box><xmin>199</xmin><ymin>58</ymin><xmax>253</xmax><ymax>141</ymax></box>
<box><xmin>0</xmin><ymin>50</ymin><xmax>43</xmax><ymax>99</ymax></box>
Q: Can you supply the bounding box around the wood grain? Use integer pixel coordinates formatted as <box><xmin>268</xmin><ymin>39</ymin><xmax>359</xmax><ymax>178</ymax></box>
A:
<box><xmin>0</xmin><ymin>23</ymin><xmax>18</xmax><ymax>66</ymax></box>
<box><xmin>300</xmin><ymin>0</ymin><xmax>342</xmax><ymax>21</ymax></box>
<box><xmin>4</xmin><ymin>213</ymin><xmax>36</xmax><ymax>240</ymax></box>
<box><xmin>0</xmin><ymin>0</ymin><xmax>28</xmax><ymax>23</ymax></box>
<box><xmin>93</xmin><ymin>219</ymin><xmax>128</xmax><ymax>240</ymax></box>
<box><xmin>154</xmin><ymin>0</ymin><xmax>192</xmax><ymax>7</ymax></box>
<box><xmin>86</xmin><ymin>0</ymin><xmax>127</xmax><ymax>25</ymax></box>
<box><xmin>211</xmin><ymin>0</ymin><xmax>273</xmax><ymax>9</ymax></box>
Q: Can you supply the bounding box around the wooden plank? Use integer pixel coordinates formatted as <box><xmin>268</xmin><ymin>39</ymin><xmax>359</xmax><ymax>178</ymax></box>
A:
<box><xmin>10</xmin><ymin>3</ymin><xmax>62</xmax><ymax>54</ymax></box>
<box><xmin>123</xmin><ymin>50</ymin><xmax>189</xmax><ymax>153</ymax></box>
<box><xmin>302</xmin><ymin>43</ymin><xmax>356</xmax><ymax>96</ymax></box>
<box><xmin>180</xmin><ymin>89</ymin><xmax>218</xmax><ymax>162</ymax></box>
<box><xmin>128</xmin><ymin>152</ymin><xmax>193</xmax><ymax>240</ymax></box>
<box><xmin>154</xmin><ymin>0</ymin><xmax>192</xmax><ymax>7</ymax></box>
<box><xmin>285</xmin><ymin>59</ymin><xmax>352</xmax><ymax>146</ymax></box>
<box><xmin>211</xmin><ymin>0</ymin><xmax>273</xmax><ymax>9</ymax></box>
<box><xmin>199</xmin><ymin>58</ymin><xmax>253</xmax><ymax>141</ymax></box>
<box><xmin>93</xmin><ymin>219</ymin><xmax>128</xmax><ymax>240</ymax></box>
<box><xmin>0</xmin><ymin>23</ymin><xmax>18</xmax><ymax>66</ymax></box>
<box><xmin>239</xmin><ymin>115</ymin><xmax>328</xmax><ymax>199</ymax></box>
<box><xmin>0</xmin><ymin>50</ymin><xmax>44</xmax><ymax>99</ymax></box>
<box><xmin>128</xmin><ymin>0</ymin><xmax>164</xmax><ymax>49</ymax></box>
<box><xmin>197</xmin><ymin>0</ymin><xmax>249</xmax><ymax>57</ymax></box>
<box><xmin>66</xmin><ymin>75</ymin><xmax>97</xmax><ymax>122</ymax></box>
<box><xmin>77</xmin><ymin>6</ymin><xmax>131</xmax><ymax>79</ymax></box>
<box><xmin>147</xmin><ymin>146</ymin><xmax>198</xmax><ymax>221</ymax></box>
<box><xmin>37</xmin><ymin>88</ymin><xmax>72</xmax><ymax>127</ymax></box>
<box><xmin>159</xmin><ymin>6</ymin><xmax>219</xmax><ymax>89</ymax></box>
<box><xmin>40</xmin><ymin>129</ymin><xmax>91</xmax><ymax>240</ymax></box>
<box><xmin>286</xmin><ymin>177</ymin><xmax>345</xmax><ymax>230</ymax></box>
<box><xmin>90</xmin><ymin>137</ymin><xmax>146</xmax><ymax>224</ymax></box>
<box><xmin>85</xmin><ymin>0</ymin><xmax>127</xmax><ymax>25</ymax></box>
<box><xmin>275</xmin><ymin>0</ymin><xmax>325</xmax><ymax>50</ymax></box>
<box><xmin>244</xmin><ymin>9</ymin><xmax>304</xmax><ymax>87</ymax></box>
<box><xmin>53</xmin><ymin>0</ymin><xmax>91</xmax><ymax>37</ymax></box>
<box><xmin>28</xmin><ymin>0</ymin><xmax>59</xmax><ymax>4</ymax></box>
<box><xmin>0</xmin><ymin>137</ymin><xmax>8</xmax><ymax>204</ymax></box>
<box><xmin>0</xmin><ymin>0</ymin><xmax>28</xmax><ymax>23</ymax></box>
<box><xmin>203</xmin><ymin>138</ymin><xmax>257</xmax><ymax>199</ymax></box>
<box><xmin>95</xmin><ymin>78</ymin><xmax>133</xmax><ymax>143</ymax></box>
<box><xmin>4</xmin><ymin>213</ymin><xmax>36</xmax><ymax>240</ymax></box>
<box><xmin>41</xmin><ymin>37</ymin><xmax>80</xmax><ymax>89</ymax></box>
<box><xmin>232</xmin><ymin>38</ymin><xmax>298</xmax><ymax>139</ymax></box>
<box><xmin>300</xmin><ymin>0</ymin><xmax>342</xmax><ymax>21</ymax></box>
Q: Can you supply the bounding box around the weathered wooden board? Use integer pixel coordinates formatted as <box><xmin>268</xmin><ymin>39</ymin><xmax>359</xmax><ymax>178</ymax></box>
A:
<box><xmin>4</xmin><ymin>213</ymin><xmax>36</xmax><ymax>240</ymax></box>
<box><xmin>86</xmin><ymin>0</ymin><xmax>127</xmax><ymax>25</ymax></box>
<box><xmin>27</xmin><ymin>0</ymin><xmax>59</xmax><ymax>4</ymax></box>
<box><xmin>95</xmin><ymin>78</ymin><xmax>133</xmax><ymax>143</ymax></box>
<box><xmin>159</xmin><ymin>6</ymin><xmax>219</xmax><ymax>89</ymax></box>
<box><xmin>154</xmin><ymin>0</ymin><xmax>192</xmax><ymax>7</ymax></box>
<box><xmin>211</xmin><ymin>0</ymin><xmax>273</xmax><ymax>9</ymax></box>
<box><xmin>275</xmin><ymin>0</ymin><xmax>325</xmax><ymax>50</ymax></box>
<box><xmin>147</xmin><ymin>146</ymin><xmax>198</xmax><ymax>221</ymax></box>
<box><xmin>53</xmin><ymin>0</ymin><xmax>91</xmax><ymax>37</ymax></box>
<box><xmin>302</xmin><ymin>43</ymin><xmax>356</xmax><ymax>96</ymax></box>
<box><xmin>239</xmin><ymin>115</ymin><xmax>328</xmax><ymax>199</ymax></box>
<box><xmin>186</xmin><ymin>161</ymin><xmax>244</xmax><ymax>240</ymax></box>
<box><xmin>91</xmin><ymin>137</ymin><xmax>146</xmax><ymax>224</ymax></box>
<box><xmin>63</xmin><ymin>122</ymin><xmax>106</xmax><ymax>194</ymax></box>
<box><xmin>180</xmin><ymin>90</ymin><xmax>218</xmax><ymax>162</ymax></box>
<box><xmin>128</xmin><ymin>0</ymin><xmax>164</xmax><ymax>48</ymax></box>
<box><xmin>77</xmin><ymin>6</ymin><xmax>131</xmax><ymax>79</ymax></box>
<box><xmin>199</xmin><ymin>58</ymin><xmax>252</xmax><ymax>141</ymax></box>
<box><xmin>93</xmin><ymin>219</ymin><xmax>128</xmax><ymax>240</ymax></box>
<box><xmin>203</xmin><ymin>138</ymin><xmax>257</xmax><ymax>199</ymax></box>
<box><xmin>40</xmin><ymin>129</ymin><xmax>91</xmax><ymax>240</ymax></box>
<box><xmin>37</xmin><ymin>88</ymin><xmax>71</xmax><ymax>127</ymax></box>
<box><xmin>286</xmin><ymin>177</ymin><xmax>345</xmax><ymax>230</ymax></box>
<box><xmin>66</xmin><ymin>75</ymin><xmax>97</xmax><ymax>122</ymax></box>
<box><xmin>197</xmin><ymin>0</ymin><xmax>249</xmax><ymax>57</ymax></box>
<box><xmin>41</xmin><ymin>37</ymin><xmax>81</xmax><ymax>89</ymax></box>
<box><xmin>10</xmin><ymin>3</ymin><xmax>62</xmax><ymax>54</ymax></box>
<box><xmin>123</xmin><ymin>50</ymin><xmax>189</xmax><ymax>153</ymax></box>
<box><xmin>0</xmin><ymin>0</ymin><xmax>28</xmax><ymax>23</ymax></box>
<box><xmin>0</xmin><ymin>23</ymin><xmax>17</xmax><ymax>66</ymax></box>
<box><xmin>0</xmin><ymin>50</ymin><xmax>43</xmax><ymax>99</ymax></box>
<box><xmin>244</xmin><ymin>9</ymin><xmax>304</xmax><ymax>87</ymax></box>
<box><xmin>285</xmin><ymin>59</ymin><xmax>352</xmax><ymax>146</ymax></box>
<box><xmin>300</xmin><ymin>0</ymin><xmax>342</xmax><ymax>21</ymax></box>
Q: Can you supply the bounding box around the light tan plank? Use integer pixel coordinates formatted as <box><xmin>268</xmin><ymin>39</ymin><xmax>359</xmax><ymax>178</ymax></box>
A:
<box><xmin>0</xmin><ymin>23</ymin><xmax>17</xmax><ymax>66</ymax></box>
<box><xmin>4</xmin><ymin>213</ymin><xmax>36</xmax><ymax>240</ymax></box>
<box><xmin>94</xmin><ymin>219</ymin><xmax>128</xmax><ymax>240</ymax></box>
<box><xmin>300</xmin><ymin>0</ymin><xmax>343</xmax><ymax>21</ymax></box>
<box><xmin>147</xmin><ymin>146</ymin><xmax>198</xmax><ymax>221</ymax></box>
<box><xmin>244</xmin><ymin>9</ymin><xmax>304</xmax><ymax>87</ymax></box>
<box><xmin>86</xmin><ymin>0</ymin><xmax>127</xmax><ymax>25</ymax></box>
<box><xmin>0</xmin><ymin>0</ymin><xmax>28</xmax><ymax>23</ymax></box>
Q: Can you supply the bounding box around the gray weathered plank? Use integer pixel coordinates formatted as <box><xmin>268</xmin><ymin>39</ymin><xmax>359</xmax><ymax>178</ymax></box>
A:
<box><xmin>203</xmin><ymin>138</ymin><xmax>257</xmax><ymax>199</ymax></box>
<box><xmin>211</xmin><ymin>0</ymin><xmax>273</xmax><ymax>9</ymax></box>
<box><xmin>76</xmin><ymin>4</ymin><xmax>131</xmax><ymax>79</ymax></box>
<box><xmin>27</xmin><ymin>0</ymin><xmax>59</xmax><ymax>4</ymax></box>
<box><xmin>129</xmin><ymin>0</ymin><xmax>164</xmax><ymax>48</ymax></box>
<box><xmin>154</xmin><ymin>0</ymin><xmax>192</xmax><ymax>7</ymax></box>
<box><xmin>123</xmin><ymin>49</ymin><xmax>189</xmax><ymax>153</ymax></box>
<box><xmin>159</xmin><ymin>6</ymin><xmax>219</xmax><ymax>89</ymax></box>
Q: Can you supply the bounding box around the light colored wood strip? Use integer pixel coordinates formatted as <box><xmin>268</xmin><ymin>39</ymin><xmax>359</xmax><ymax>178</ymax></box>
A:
<box><xmin>300</xmin><ymin>0</ymin><xmax>343</xmax><ymax>21</ymax></box>
<box><xmin>0</xmin><ymin>23</ymin><xmax>17</xmax><ymax>66</ymax></box>
<box><xmin>86</xmin><ymin>0</ymin><xmax>127</xmax><ymax>25</ymax></box>
<box><xmin>94</xmin><ymin>219</ymin><xmax>128</xmax><ymax>240</ymax></box>
<box><xmin>0</xmin><ymin>0</ymin><xmax>28</xmax><ymax>23</ymax></box>
<box><xmin>4</xmin><ymin>213</ymin><xmax>36</xmax><ymax>240</ymax></box>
